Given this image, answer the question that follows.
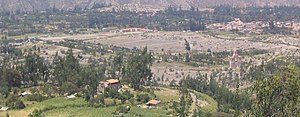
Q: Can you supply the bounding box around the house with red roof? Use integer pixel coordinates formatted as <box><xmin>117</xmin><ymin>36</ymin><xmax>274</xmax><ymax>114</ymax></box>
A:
<box><xmin>97</xmin><ymin>79</ymin><xmax>122</xmax><ymax>93</ymax></box>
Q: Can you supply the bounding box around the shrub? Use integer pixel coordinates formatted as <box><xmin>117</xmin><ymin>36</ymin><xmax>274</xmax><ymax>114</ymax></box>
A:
<box><xmin>129</xmin><ymin>98</ymin><xmax>135</xmax><ymax>105</ymax></box>
<box><xmin>0</xmin><ymin>81</ymin><xmax>9</xmax><ymax>98</ymax></box>
<box><xmin>136</xmin><ymin>93</ymin><xmax>150</xmax><ymax>103</ymax></box>
<box><xmin>60</xmin><ymin>82</ymin><xmax>78</xmax><ymax>95</ymax></box>
<box><xmin>29</xmin><ymin>88</ymin><xmax>39</xmax><ymax>94</ymax></box>
<box><xmin>102</xmin><ymin>89</ymin><xmax>135</xmax><ymax>105</ymax></box>
<box><xmin>28</xmin><ymin>109</ymin><xmax>42</xmax><ymax>117</ymax></box>
<box><xmin>141</xmin><ymin>87</ymin><xmax>151</xmax><ymax>93</ymax></box>
<box><xmin>118</xmin><ymin>91</ymin><xmax>134</xmax><ymax>104</ymax></box>
<box><xmin>113</xmin><ymin>105</ymin><xmax>130</xmax><ymax>115</ymax></box>
<box><xmin>5</xmin><ymin>95</ymin><xmax>25</xmax><ymax>109</ymax></box>
<box><xmin>104</xmin><ymin>89</ymin><xmax>119</xmax><ymax>98</ymax></box>
<box><xmin>123</xmin><ymin>91</ymin><xmax>134</xmax><ymax>98</ymax></box>
<box><xmin>40</xmin><ymin>85</ymin><xmax>52</xmax><ymax>96</ymax></box>
<box><xmin>26</xmin><ymin>94</ymin><xmax>49</xmax><ymax>102</ymax></box>
<box><xmin>89</xmin><ymin>94</ymin><xmax>105</xmax><ymax>107</ymax></box>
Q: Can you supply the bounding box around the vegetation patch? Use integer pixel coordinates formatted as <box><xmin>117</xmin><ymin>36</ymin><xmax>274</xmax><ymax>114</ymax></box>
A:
<box><xmin>0</xmin><ymin>97</ymin><xmax>88</xmax><ymax>117</ymax></box>
<box><xmin>154</xmin><ymin>87</ymin><xmax>179</xmax><ymax>102</ymax></box>
<box><xmin>191</xmin><ymin>90</ymin><xmax>218</xmax><ymax>113</ymax></box>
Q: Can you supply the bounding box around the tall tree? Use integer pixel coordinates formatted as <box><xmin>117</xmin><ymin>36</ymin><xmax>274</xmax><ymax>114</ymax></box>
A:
<box><xmin>22</xmin><ymin>52</ymin><xmax>48</xmax><ymax>85</ymax></box>
<box><xmin>111</xmin><ymin>52</ymin><xmax>124</xmax><ymax>78</ymax></box>
<box><xmin>81</xmin><ymin>63</ymin><xmax>106</xmax><ymax>101</ymax></box>
<box><xmin>63</xmin><ymin>48</ymin><xmax>81</xmax><ymax>86</ymax></box>
<box><xmin>51</xmin><ymin>52</ymin><xmax>65</xmax><ymax>86</ymax></box>
<box><xmin>50</xmin><ymin>49</ymin><xmax>82</xmax><ymax>94</ymax></box>
<box><xmin>252</xmin><ymin>65</ymin><xmax>300</xmax><ymax>116</ymax></box>
<box><xmin>125</xmin><ymin>47</ymin><xmax>153</xmax><ymax>90</ymax></box>
<box><xmin>178</xmin><ymin>78</ymin><xmax>192</xmax><ymax>117</ymax></box>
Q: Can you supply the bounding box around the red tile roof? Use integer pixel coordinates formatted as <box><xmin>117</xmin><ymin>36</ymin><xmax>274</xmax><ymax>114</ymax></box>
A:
<box><xmin>105</xmin><ymin>79</ymin><xmax>119</xmax><ymax>84</ymax></box>
<box><xmin>146</xmin><ymin>100</ymin><xmax>160</xmax><ymax>105</ymax></box>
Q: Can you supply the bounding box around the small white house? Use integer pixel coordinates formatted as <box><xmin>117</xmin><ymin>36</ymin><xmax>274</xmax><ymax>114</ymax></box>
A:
<box><xmin>66</xmin><ymin>93</ymin><xmax>77</xmax><ymax>99</ymax></box>
<box><xmin>0</xmin><ymin>107</ymin><xmax>9</xmax><ymax>111</ymax></box>
<box><xmin>20</xmin><ymin>92</ymin><xmax>31</xmax><ymax>97</ymax></box>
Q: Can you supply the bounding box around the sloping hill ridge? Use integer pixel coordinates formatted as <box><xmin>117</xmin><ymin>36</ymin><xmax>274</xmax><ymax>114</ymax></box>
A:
<box><xmin>1</xmin><ymin>0</ymin><xmax>300</xmax><ymax>12</ymax></box>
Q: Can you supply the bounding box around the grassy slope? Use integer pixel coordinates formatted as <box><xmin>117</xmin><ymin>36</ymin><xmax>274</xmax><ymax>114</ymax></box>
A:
<box><xmin>154</xmin><ymin>87</ymin><xmax>180</xmax><ymax>102</ymax></box>
<box><xmin>42</xmin><ymin>106</ymin><xmax>170</xmax><ymax>117</ymax></box>
<box><xmin>41</xmin><ymin>87</ymin><xmax>179</xmax><ymax>117</ymax></box>
<box><xmin>191</xmin><ymin>90</ymin><xmax>218</xmax><ymax>113</ymax></box>
<box><xmin>0</xmin><ymin>87</ymin><xmax>217</xmax><ymax>117</ymax></box>
<box><xmin>124</xmin><ymin>107</ymin><xmax>170</xmax><ymax>117</ymax></box>
<box><xmin>0</xmin><ymin>97</ymin><xmax>88</xmax><ymax>117</ymax></box>
<box><xmin>41</xmin><ymin>107</ymin><xmax>116</xmax><ymax>117</ymax></box>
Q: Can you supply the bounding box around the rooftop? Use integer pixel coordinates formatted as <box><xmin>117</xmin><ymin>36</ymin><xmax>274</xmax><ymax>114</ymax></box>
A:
<box><xmin>146</xmin><ymin>100</ymin><xmax>160</xmax><ymax>105</ymax></box>
<box><xmin>105</xmin><ymin>79</ymin><xmax>120</xmax><ymax>84</ymax></box>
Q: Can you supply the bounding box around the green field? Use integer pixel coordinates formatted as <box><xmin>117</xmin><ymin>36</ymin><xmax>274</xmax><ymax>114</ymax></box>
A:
<box><xmin>0</xmin><ymin>87</ymin><xmax>217</xmax><ymax>117</ymax></box>
<box><xmin>41</xmin><ymin>107</ymin><xmax>116</xmax><ymax>117</ymax></box>
<box><xmin>154</xmin><ymin>87</ymin><xmax>180</xmax><ymax>102</ymax></box>
<box><xmin>191</xmin><ymin>90</ymin><xmax>218</xmax><ymax>113</ymax></box>
<box><xmin>0</xmin><ymin>97</ymin><xmax>88</xmax><ymax>117</ymax></box>
<box><xmin>0</xmin><ymin>92</ymin><xmax>172</xmax><ymax>117</ymax></box>
<box><xmin>124</xmin><ymin>107</ymin><xmax>170</xmax><ymax>117</ymax></box>
<box><xmin>41</xmin><ymin>106</ymin><xmax>170</xmax><ymax>117</ymax></box>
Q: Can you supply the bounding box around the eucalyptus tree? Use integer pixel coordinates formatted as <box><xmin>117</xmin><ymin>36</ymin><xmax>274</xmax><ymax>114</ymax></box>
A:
<box><xmin>125</xmin><ymin>47</ymin><xmax>153</xmax><ymax>91</ymax></box>
<box><xmin>252</xmin><ymin>65</ymin><xmax>300</xmax><ymax>116</ymax></box>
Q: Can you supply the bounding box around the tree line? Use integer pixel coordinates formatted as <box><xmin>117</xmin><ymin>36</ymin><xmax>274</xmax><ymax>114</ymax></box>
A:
<box><xmin>0</xmin><ymin>46</ymin><xmax>153</xmax><ymax>108</ymax></box>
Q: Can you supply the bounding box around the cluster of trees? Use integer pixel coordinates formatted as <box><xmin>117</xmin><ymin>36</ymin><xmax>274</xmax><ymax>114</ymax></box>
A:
<box><xmin>180</xmin><ymin>57</ymin><xmax>300</xmax><ymax>116</ymax></box>
<box><xmin>213</xmin><ymin>5</ymin><xmax>300</xmax><ymax>22</ymax></box>
<box><xmin>0</xmin><ymin>49</ymin><xmax>103</xmax><ymax>97</ymax></box>
<box><xmin>0</xmin><ymin>58</ymin><xmax>22</xmax><ymax>97</ymax></box>
<box><xmin>89</xmin><ymin>89</ymin><xmax>134</xmax><ymax>107</ymax></box>
<box><xmin>45</xmin><ymin>39</ymin><xmax>131</xmax><ymax>57</ymax></box>
<box><xmin>252</xmin><ymin>61</ymin><xmax>300</xmax><ymax>116</ymax></box>
<box><xmin>124</xmin><ymin>47</ymin><xmax>153</xmax><ymax>90</ymax></box>
<box><xmin>0</xmin><ymin>45</ymin><xmax>154</xmax><ymax>109</ymax></box>
<box><xmin>2</xmin><ymin>5</ymin><xmax>300</xmax><ymax>37</ymax></box>
<box><xmin>179</xmin><ymin>74</ymin><xmax>251</xmax><ymax>115</ymax></box>
<box><xmin>171</xmin><ymin>80</ymin><xmax>193</xmax><ymax>117</ymax></box>
<box><xmin>0</xmin><ymin>5</ymin><xmax>203</xmax><ymax>37</ymax></box>
<box><xmin>186</xmin><ymin>49</ymin><xmax>266</xmax><ymax>67</ymax></box>
<box><xmin>191</xmin><ymin>51</ymin><xmax>228</xmax><ymax>66</ymax></box>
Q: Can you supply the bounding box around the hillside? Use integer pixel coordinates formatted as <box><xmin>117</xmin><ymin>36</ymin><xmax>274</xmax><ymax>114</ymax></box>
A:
<box><xmin>0</xmin><ymin>87</ymin><xmax>218</xmax><ymax>117</ymax></box>
<box><xmin>1</xmin><ymin>0</ymin><xmax>300</xmax><ymax>12</ymax></box>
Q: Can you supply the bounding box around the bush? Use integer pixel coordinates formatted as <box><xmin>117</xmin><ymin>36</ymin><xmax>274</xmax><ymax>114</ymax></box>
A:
<box><xmin>104</xmin><ymin>89</ymin><xmax>134</xmax><ymax>104</ymax></box>
<box><xmin>60</xmin><ymin>82</ymin><xmax>78</xmax><ymax>95</ymax></box>
<box><xmin>29</xmin><ymin>88</ymin><xmax>39</xmax><ymax>94</ymax></box>
<box><xmin>5</xmin><ymin>95</ymin><xmax>25</xmax><ymax>109</ymax></box>
<box><xmin>40</xmin><ymin>85</ymin><xmax>52</xmax><ymax>96</ymax></box>
<box><xmin>28</xmin><ymin>109</ymin><xmax>42</xmax><ymax>117</ymax></box>
<box><xmin>89</xmin><ymin>94</ymin><xmax>105</xmax><ymax>107</ymax></box>
<box><xmin>118</xmin><ymin>91</ymin><xmax>134</xmax><ymax>104</ymax></box>
<box><xmin>0</xmin><ymin>81</ymin><xmax>9</xmax><ymax>98</ymax></box>
<box><xmin>136</xmin><ymin>93</ymin><xmax>150</xmax><ymax>103</ymax></box>
<box><xmin>26</xmin><ymin>94</ymin><xmax>49</xmax><ymax>102</ymax></box>
<box><xmin>113</xmin><ymin>105</ymin><xmax>130</xmax><ymax>115</ymax></box>
<box><xmin>104</xmin><ymin>89</ymin><xmax>119</xmax><ymax>99</ymax></box>
<box><xmin>122</xmin><ymin>91</ymin><xmax>134</xmax><ymax>98</ymax></box>
<box><xmin>141</xmin><ymin>87</ymin><xmax>151</xmax><ymax>93</ymax></box>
